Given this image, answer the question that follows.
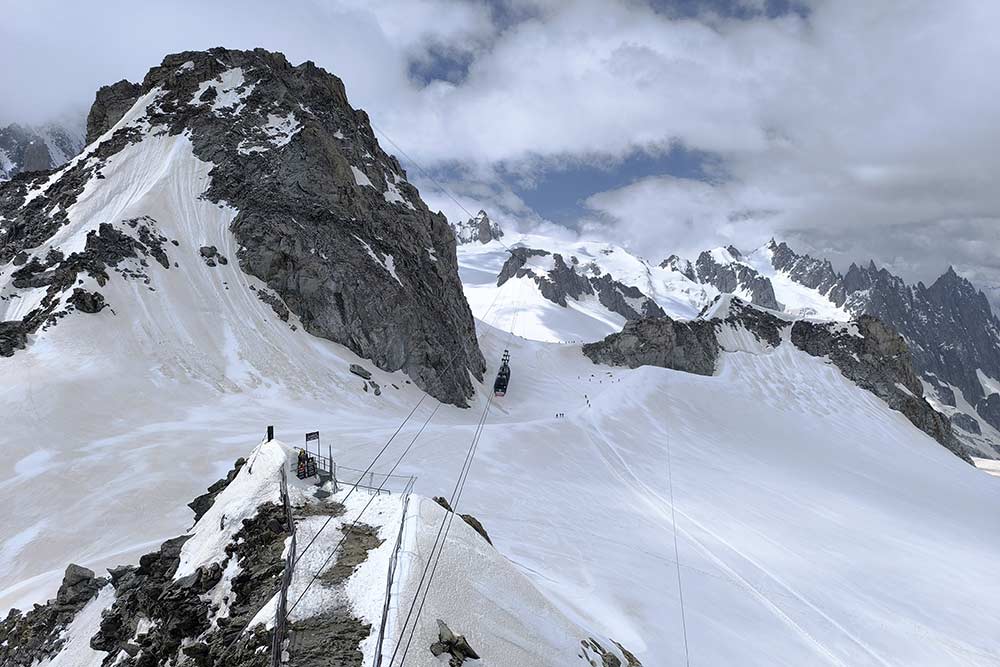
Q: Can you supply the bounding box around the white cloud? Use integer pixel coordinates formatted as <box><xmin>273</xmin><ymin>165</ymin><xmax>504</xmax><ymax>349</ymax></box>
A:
<box><xmin>4</xmin><ymin>0</ymin><xmax>1000</xmax><ymax>294</ymax></box>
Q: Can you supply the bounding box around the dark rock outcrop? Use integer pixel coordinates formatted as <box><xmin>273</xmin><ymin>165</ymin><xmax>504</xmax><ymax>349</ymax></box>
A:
<box><xmin>67</xmin><ymin>288</ymin><xmax>106</xmax><ymax>313</ymax></box>
<box><xmin>977</xmin><ymin>393</ymin><xmax>1000</xmax><ymax>432</ymax></box>
<box><xmin>433</xmin><ymin>496</ymin><xmax>493</xmax><ymax>545</ymax></box>
<box><xmin>350</xmin><ymin>363</ymin><xmax>372</xmax><ymax>380</ymax></box>
<box><xmin>85</xmin><ymin>79</ymin><xmax>143</xmax><ymax>144</ymax></box>
<box><xmin>187</xmin><ymin>457</ymin><xmax>246</xmax><ymax>522</ymax></box>
<box><xmin>430</xmin><ymin>619</ymin><xmax>480</xmax><ymax>666</ymax></box>
<box><xmin>452</xmin><ymin>209</ymin><xmax>503</xmax><ymax>245</ymax></box>
<box><xmin>582</xmin><ymin>317</ymin><xmax>719</xmax><ymax>375</ymax></box>
<box><xmin>0</xmin><ymin>219</ymin><xmax>170</xmax><ymax>340</ymax></box>
<box><xmin>0</xmin><ymin>321</ymin><xmax>28</xmax><ymax>357</ymax></box>
<box><xmin>764</xmin><ymin>241</ymin><xmax>1000</xmax><ymax>449</ymax></box>
<box><xmin>950</xmin><ymin>412</ymin><xmax>982</xmax><ymax>435</ymax></box>
<box><xmin>584</xmin><ymin>296</ymin><xmax>971</xmax><ymax>462</ymax></box>
<box><xmin>0</xmin><ymin>565</ymin><xmax>106</xmax><ymax>666</ymax></box>
<box><xmin>198</xmin><ymin>245</ymin><xmax>228</xmax><ymax>267</ymax></box>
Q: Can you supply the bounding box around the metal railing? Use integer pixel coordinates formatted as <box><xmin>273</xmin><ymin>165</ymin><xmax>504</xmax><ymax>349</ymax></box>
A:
<box><xmin>313</xmin><ymin>455</ymin><xmax>415</xmax><ymax>495</ymax></box>
<box><xmin>372</xmin><ymin>476</ymin><xmax>417</xmax><ymax>667</ymax></box>
<box><xmin>271</xmin><ymin>465</ymin><xmax>297</xmax><ymax>666</ymax></box>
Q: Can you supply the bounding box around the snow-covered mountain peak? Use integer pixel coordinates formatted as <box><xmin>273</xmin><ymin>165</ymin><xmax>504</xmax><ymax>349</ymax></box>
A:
<box><xmin>0</xmin><ymin>47</ymin><xmax>485</xmax><ymax>405</ymax></box>
<box><xmin>451</xmin><ymin>209</ymin><xmax>504</xmax><ymax>245</ymax></box>
<box><xmin>0</xmin><ymin>120</ymin><xmax>85</xmax><ymax>181</ymax></box>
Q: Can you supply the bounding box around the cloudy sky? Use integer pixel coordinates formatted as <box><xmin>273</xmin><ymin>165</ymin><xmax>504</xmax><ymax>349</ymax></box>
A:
<box><xmin>3</xmin><ymin>0</ymin><xmax>999</xmax><ymax>301</ymax></box>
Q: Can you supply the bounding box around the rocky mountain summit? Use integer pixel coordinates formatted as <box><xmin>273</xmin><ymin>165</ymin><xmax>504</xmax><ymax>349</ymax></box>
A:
<box><xmin>0</xmin><ymin>47</ymin><xmax>485</xmax><ymax>405</ymax></box>
<box><xmin>661</xmin><ymin>246</ymin><xmax>779</xmax><ymax>310</ymax></box>
<box><xmin>498</xmin><ymin>247</ymin><xmax>665</xmax><ymax>321</ymax></box>
<box><xmin>0</xmin><ymin>121</ymin><xmax>84</xmax><ymax>181</ymax></box>
<box><xmin>451</xmin><ymin>209</ymin><xmax>503</xmax><ymax>245</ymax></box>
<box><xmin>584</xmin><ymin>295</ymin><xmax>971</xmax><ymax>462</ymax></box>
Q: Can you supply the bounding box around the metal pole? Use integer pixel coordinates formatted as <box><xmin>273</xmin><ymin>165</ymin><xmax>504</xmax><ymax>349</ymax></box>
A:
<box><xmin>333</xmin><ymin>461</ymin><xmax>338</xmax><ymax>493</ymax></box>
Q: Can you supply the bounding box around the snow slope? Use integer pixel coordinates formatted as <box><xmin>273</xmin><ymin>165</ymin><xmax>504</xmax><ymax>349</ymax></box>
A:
<box><xmin>1</xmin><ymin>137</ymin><xmax>999</xmax><ymax>664</ymax></box>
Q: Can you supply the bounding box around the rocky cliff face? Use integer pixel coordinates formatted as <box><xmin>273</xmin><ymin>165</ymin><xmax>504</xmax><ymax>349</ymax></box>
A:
<box><xmin>452</xmin><ymin>209</ymin><xmax>504</xmax><ymax>245</ymax></box>
<box><xmin>0</xmin><ymin>121</ymin><xmax>84</xmax><ymax>181</ymax></box>
<box><xmin>497</xmin><ymin>247</ymin><xmax>665</xmax><ymax>321</ymax></box>
<box><xmin>582</xmin><ymin>317</ymin><xmax>718</xmax><ymax>375</ymax></box>
<box><xmin>584</xmin><ymin>296</ymin><xmax>969</xmax><ymax>462</ymax></box>
<box><xmin>692</xmin><ymin>247</ymin><xmax>780</xmax><ymax>310</ymax></box>
<box><xmin>0</xmin><ymin>47</ymin><xmax>485</xmax><ymax>405</ymax></box>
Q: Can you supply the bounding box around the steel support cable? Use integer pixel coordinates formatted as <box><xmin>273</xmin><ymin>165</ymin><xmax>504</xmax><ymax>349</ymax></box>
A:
<box><xmin>290</xmin><ymin>266</ymin><xmax>511</xmax><ymax>572</ymax></box>
<box><xmin>390</xmin><ymin>278</ymin><xmax>525</xmax><ymax>666</ymax></box>
<box><xmin>285</xmin><ymin>276</ymin><xmax>515</xmax><ymax>619</ymax></box>
<box><xmin>216</xmin><ymin>269</ymin><xmax>514</xmax><ymax>666</ymax></box>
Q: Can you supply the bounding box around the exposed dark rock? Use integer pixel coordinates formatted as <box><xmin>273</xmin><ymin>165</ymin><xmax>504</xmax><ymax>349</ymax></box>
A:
<box><xmin>430</xmin><ymin>619</ymin><xmax>480</xmax><ymax>666</ymax></box>
<box><xmin>187</xmin><ymin>457</ymin><xmax>246</xmax><ymax>522</ymax></box>
<box><xmin>0</xmin><ymin>565</ymin><xmax>107</xmax><ymax>666</ymax></box>
<box><xmin>56</xmin><ymin>564</ymin><xmax>102</xmax><ymax>609</ymax></box>
<box><xmin>199</xmin><ymin>245</ymin><xmax>228</xmax><ymax>267</ymax></box>
<box><xmin>950</xmin><ymin>412</ymin><xmax>982</xmax><ymax>435</ymax></box>
<box><xmin>350</xmin><ymin>363</ymin><xmax>372</xmax><ymax>380</ymax></box>
<box><xmin>768</xmin><ymin>239</ymin><xmax>846</xmax><ymax>306</ymax></box>
<box><xmin>452</xmin><ymin>209</ymin><xmax>503</xmax><ymax>245</ymax></box>
<box><xmin>496</xmin><ymin>247</ymin><xmax>551</xmax><ymax>286</ymax></box>
<box><xmin>0</xmin><ymin>321</ymin><xmax>28</xmax><ymax>357</ymax></box>
<box><xmin>659</xmin><ymin>254</ymin><xmax>696</xmax><ymax>281</ymax></box>
<box><xmin>253</xmin><ymin>287</ymin><xmax>290</xmax><ymax>321</ymax></box>
<box><xmin>85</xmin><ymin>79</ymin><xmax>143</xmax><ymax>144</ymax></box>
<box><xmin>765</xmin><ymin>241</ymin><xmax>1000</xmax><ymax>448</ymax></box>
<box><xmin>582</xmin><ymin>317</ymin><xmax>719</xmax><ymax>375</ymax></box>
<box><xmin>791</xmin><ymin>316</ymin><xmax>972</xmax><ymax>462</ymax></box>
<box><xmin>580</xmin><ymin>637</ymin><xmax>644</xmax><ymax>667</ymax></box>
<box><xmin>693</xmin><ymin>249</ymin><xmax>780</xmax><ymax>310</ymax></box>
<box><xmin>433</xmin><ymin>496</ymin><xmax>492</xmax><ymax>545</ymax></box>
<box><xmin>459</xmin><ymin>514</ymin><xmax>492</xmax><ymax>545</ymax></box>
<box><xmin>67</xmin><ymin>288</ymin><xmax>106</xmax><ymax>314</ymax></box>
<box><xmin>591</xmin><ymin>274</ymin><xmax>665</xmax><ymax>320</ymax></box>
<box><xmin>977</xmin><ymin>393</ymin><xmax>1000</xmax><ymax>432</ymax></box>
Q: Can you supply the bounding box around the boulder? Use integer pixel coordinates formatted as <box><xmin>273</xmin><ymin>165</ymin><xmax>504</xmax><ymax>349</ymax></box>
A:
<box><xmin>350</xmin><ymin>364</ymin><xmax>372</xmax><ymax>380</ymax></box>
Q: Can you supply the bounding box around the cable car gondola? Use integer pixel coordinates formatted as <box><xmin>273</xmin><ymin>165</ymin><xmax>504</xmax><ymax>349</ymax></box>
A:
<box><xmin>493</xmin><ymin>350</ymin><xmax>511</xmax><ymax>397</ymax></box>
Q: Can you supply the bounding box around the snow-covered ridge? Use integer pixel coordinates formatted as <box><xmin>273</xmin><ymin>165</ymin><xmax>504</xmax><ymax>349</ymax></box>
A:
<box><xmin>1</xmin><ymin>439</ymin><xmax>640</xmax><ymax>667</ymax></box>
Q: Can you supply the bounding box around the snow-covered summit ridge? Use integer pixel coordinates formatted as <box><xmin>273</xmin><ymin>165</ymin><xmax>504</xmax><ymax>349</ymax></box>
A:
<box><xmin>0</xmin><ymin>47</ymin><xmax>484</xmax><ymax>405</ymax></box>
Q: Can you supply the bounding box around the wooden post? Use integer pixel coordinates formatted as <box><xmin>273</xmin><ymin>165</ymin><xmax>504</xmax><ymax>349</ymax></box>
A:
<box><xmin>333</xmin><ymin>461</ymin><xmax>338</xmax><ymax>493</ymax></box>
<box><xmin>267</xmin><ymin>425</ymin><xmax>274</xmax><ymax>442</ymax></box>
